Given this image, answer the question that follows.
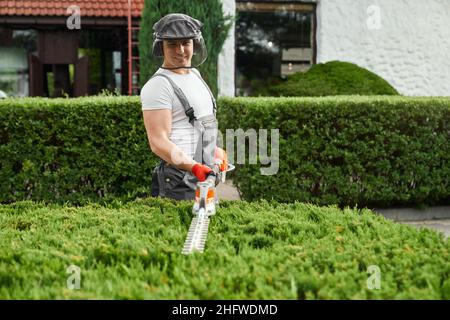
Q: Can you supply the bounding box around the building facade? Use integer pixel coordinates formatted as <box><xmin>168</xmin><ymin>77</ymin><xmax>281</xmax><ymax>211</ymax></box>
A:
<box><xmin>1</xmin><ymin>0</ymin><xmax>449</xmax><ymax>97</ymax></box>
<box><xmin>0</xmin><ymin>0</ymin><xmax>142</xmax><ymax>97</ymax></box>
<box><xmin>220</xmin><ymin>0</ymin><xmax>450</xmax><ymax>96</ymax></box>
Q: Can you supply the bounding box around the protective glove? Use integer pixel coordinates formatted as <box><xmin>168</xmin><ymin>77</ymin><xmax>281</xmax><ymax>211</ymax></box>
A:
<box><xmin>191</xmin><ymin>163</ymin><xmax>213</xmax><ymax>182</ymax></box>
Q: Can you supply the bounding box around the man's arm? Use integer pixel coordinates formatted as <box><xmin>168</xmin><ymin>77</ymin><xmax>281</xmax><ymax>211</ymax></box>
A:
<box><xmin>142</xmin><ymin>109</ymin><xmax>196</xmax><ymax>172</ymax></box>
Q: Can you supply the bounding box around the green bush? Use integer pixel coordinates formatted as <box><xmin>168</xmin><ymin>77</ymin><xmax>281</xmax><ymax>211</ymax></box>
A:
<box><xmin>0</xmin><ymin>199</ymin><xmax>448</xmax><ymax>299</ymax></box>
<box><xmin>138</xmin><ymin>0</ymin><xmax>233</xmax><ymax>96</ymax></box>
<box><xmin>256</xmin><ymin>61</ymin><xmax>399</xmax><ymax>97</ymax></box>
<box><xmin>1</xmin><ymin>96</ymin><xmax>449</xmax><ymax>208</ymax></box>
<box><xmin>218</xmin><ymin>96</ymin><xmax>450</xmax><ymax>208</ymax></box>
<box><xmin>0</xmin><ymin>96</ymin><xmax>157</xmax><ymax>205</ymax></box>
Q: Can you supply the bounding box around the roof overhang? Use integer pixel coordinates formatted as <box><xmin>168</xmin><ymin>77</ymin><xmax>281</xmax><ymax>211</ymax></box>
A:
<box><xmin>0</xmin><ymin>15</ymin><xmax>139</xmax><ymax>28</ymax></box>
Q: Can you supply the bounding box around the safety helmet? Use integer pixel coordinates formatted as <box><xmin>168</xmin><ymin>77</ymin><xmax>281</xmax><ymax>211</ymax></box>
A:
<box><xmin>152</xmin><ymin>13</ymin><xmax>207</xmax><ymax>69</ymax></box>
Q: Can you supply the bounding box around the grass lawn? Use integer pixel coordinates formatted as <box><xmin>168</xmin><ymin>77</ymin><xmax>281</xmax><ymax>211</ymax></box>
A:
<box><xmin>0</xmin><ymin>198</ymin><xmax>448</xmax><ymax>299</ymax></box>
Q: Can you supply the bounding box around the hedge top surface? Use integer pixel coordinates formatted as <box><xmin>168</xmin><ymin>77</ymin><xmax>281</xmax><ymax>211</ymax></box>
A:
<box><xmin>0</xmin><ymin>96</ymin><xmax>141</xmax><ymax>110</ymax></box>
<box><xmin>0</xmin><ymin>198</ymin><xmax>448</xmax><ymax>299</ymax></box>
<box><xmin>2</xmin><ymin>95</ymin><xmax>450</xmax><ymax>110</ymax></box>
<box><xmin>219</xmin><ymin>95</ymin><xmax>450</xmax><ymax>106</ymax></box>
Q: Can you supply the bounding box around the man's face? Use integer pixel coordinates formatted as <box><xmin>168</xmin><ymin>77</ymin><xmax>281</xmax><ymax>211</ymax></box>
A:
<box><xmin>162</xmin><ymin>39</ymin><xmax>194</xmax><ymax>68</ymax></box>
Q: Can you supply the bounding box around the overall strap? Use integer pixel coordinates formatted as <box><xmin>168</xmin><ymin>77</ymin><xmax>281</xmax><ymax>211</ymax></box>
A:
<box><xmin>150</xmin><ymin>73</ymin><xmax>196</xmax><ymax>125</ymax></box>
<box><xmin>150</xmin><ymin>72</ymin><xmax>217</xmax><ymax>169</ymax></box>
<box><xmin>156</xmin><ymin>161</ymin><xmax>166</xmax><ymax>197</ymax></box>
<box><xmin>191</xmin><ymin>70</ymin><xmax>217</xmax><ymax>117</ymax></box>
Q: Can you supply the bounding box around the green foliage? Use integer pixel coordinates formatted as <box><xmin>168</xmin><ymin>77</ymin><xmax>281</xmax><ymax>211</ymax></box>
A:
<box><xmin>256</xmin><ymin>61</ymin><xmax>399</xmax><ymax>97</ymax></box>
<box><xmin>97</xmin><ymin>88</ymin><xmax>122</xmax><ymax>97</ymax></box>
<box><xmin>1</xmin><ymin>96</ymin><xmax>449</xmax><ymax>209</ymax></box>
<box><xmin>138</xmin><ymin>0</ymin><xmax>233</xmax><ymax>96</ymax></box>
<box><xmin>78</xmin><ymin>48</ymin><xmax>101</xmax><ymax>86</ymax></box>
<box><xmin>0</xmin><ymin>96</ymin><xmax>158</xmax><ymax>205</ymax></box>
<box><xmin>0</xmin><ymin>199</ymin><xmax>448</xmax><ymax>299</ymax></box>
<box><xmin>218</xmin><ymin>96</ymin><xmax>450</xmax><ymax>208</ymax></box>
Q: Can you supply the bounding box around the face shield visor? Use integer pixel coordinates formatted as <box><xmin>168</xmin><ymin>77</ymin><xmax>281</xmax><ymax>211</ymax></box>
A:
<box><xmin>152</xmin><ymin>14</ymin><xmax>208</xmax><ymax>70</ymax></box>
<box><xmin>153</xmin><ymin>36</ymin><xmax>207</xmax><ymax>70</ymax></box>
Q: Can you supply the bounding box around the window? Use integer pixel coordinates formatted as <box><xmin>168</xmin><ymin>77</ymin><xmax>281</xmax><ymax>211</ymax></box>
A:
<box><xmin>0</xmin><ymin>28</ymin><xmax>37</xmax><ymax>97</ymax></box>
<box><xmin>78</xmin><ymin>29</ymin><xmax>124</xmax><ymax>95</ymax></box>
<box><xmin>235</xmin><ymin>1</ymin><xmax>316</xmax><ymax>96</ymax></box>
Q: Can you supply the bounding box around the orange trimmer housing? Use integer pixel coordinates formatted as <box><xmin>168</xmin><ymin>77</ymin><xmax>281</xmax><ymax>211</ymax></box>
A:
<box><xmin>195</xmin><ymin>187</ymin><xmax>216</xmax><ymax>205</ymax></box>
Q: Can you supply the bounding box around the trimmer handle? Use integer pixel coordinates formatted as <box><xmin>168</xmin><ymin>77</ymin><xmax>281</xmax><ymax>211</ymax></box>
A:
<box><xmin>205</xmin><ymin>170</ymin><xmax>218</xmax><ymax>185</ymax></box>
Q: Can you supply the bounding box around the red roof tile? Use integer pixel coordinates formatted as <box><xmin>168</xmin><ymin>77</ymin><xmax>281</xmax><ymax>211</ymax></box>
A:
<box><xmin>0</xmin><ymin>0</ymin><xmax>144</xmax><ymax>18</ymax></box>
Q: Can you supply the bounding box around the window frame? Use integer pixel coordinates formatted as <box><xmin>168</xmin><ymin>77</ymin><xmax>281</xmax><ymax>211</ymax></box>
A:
<box><xmin>234</xmin><ymin>1</ymin><xmax>317</xmax><ymax>95</ymax></box>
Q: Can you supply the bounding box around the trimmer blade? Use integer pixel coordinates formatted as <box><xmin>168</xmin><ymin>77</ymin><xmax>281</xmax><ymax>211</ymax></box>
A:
<box><xmin>182</xmin><ymin>209</ymin><xmax>210</xmax><ymax>255</ymax></box>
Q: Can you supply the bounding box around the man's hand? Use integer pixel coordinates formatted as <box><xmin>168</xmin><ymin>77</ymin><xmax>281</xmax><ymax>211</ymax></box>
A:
<box><xmin>214</xmin><ymin>147</ymin><xmax>228</xmax><ymax>172</ymax></box>
<box><xmin>191</xmin><ymin>163</ymin><xmax>213</xmax><ymax>182</ymax></box>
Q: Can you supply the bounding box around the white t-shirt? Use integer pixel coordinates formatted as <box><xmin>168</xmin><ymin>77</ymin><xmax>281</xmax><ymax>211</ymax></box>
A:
<box><xmin>140</xmin><ymin>68</ymin><xmax>214</xmax><ymax>160</ymax></box>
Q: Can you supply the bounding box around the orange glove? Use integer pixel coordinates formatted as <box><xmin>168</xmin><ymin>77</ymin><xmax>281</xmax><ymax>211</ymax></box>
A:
<box><xmin>191</xmin><ymin>163</ymin><xmax>213</xmax><ymax>182</ymax></box>
<box><xmin>214</xmin><ymin>147</ymin><xmax>228</xmax><ymax>172</ymax></box>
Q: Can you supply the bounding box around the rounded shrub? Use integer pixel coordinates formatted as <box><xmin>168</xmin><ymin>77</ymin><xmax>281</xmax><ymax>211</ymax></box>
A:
<box><xmin>259</xmin><ymin>61</ymin><xmax>399</xmax><ymax>97</ymax></box>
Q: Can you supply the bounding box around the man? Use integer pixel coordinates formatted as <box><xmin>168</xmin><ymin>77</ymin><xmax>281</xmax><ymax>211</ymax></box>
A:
<box><xmin>141</xmin><ymin>13</ymin><xmax>219</xmax><ymax>200</ymax></box>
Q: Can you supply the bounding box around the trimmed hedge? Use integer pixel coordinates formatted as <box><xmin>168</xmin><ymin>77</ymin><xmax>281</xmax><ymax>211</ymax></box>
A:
<box><xmin>0</xmin><ymin>198</ymin><xmax>448</xmax><ymax>299</ymax></box>
<box><xmin>1</xmin><ymin>96</ymin><xmax>449</xmax><ymax>208</ymax></box>
<box><xmin>218</xmin><ymin>96</ymin><xmax>450</xmax><ymax>208</ymax></box>
<box><xmin>256</xmin><ymin>61</ymin><xmax>399</xmax><ymax>97</ymax></box>
<box><xmin>0</xmin><ymin>96</ymin><xmax>158</xmax><ymax>205</ymax></box>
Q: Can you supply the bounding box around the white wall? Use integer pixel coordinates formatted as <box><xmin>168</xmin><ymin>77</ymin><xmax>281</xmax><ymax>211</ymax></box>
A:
<box><xmin>217</xmin><ymin>0</ymin><xmax>235</xmax><ymax>97</ymax></box>
<box><xmin>316</xmin><ymin>0</ymin><xmax>450</xmax><ymax>96</ymax></box>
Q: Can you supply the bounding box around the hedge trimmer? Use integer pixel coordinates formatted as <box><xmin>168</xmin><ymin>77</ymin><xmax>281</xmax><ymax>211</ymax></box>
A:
<box><xmin>182</xmin><ymin>149</ymin><xmax>234</xmax><ymax>255</ymax></box>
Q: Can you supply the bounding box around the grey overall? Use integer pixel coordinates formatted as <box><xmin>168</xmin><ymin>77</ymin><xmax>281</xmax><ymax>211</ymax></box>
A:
<box><xmin>150</xmin><ymin>72</ymin><xmax>218</xmax><ymax>200</ymax></box>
